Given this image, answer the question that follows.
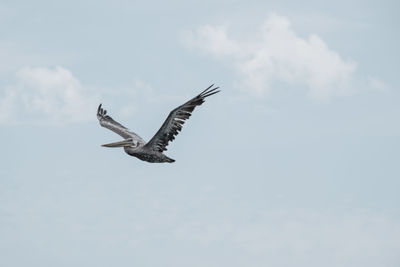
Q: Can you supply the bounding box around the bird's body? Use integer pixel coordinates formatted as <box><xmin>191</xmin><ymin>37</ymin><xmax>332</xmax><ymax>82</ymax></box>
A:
<box><xmin>124</xmin><ymin>146</ymin><xmax>175</xmax><ymax>163</ymax></box>
<box><xmin>97</xmin><ymin>85</ymin><xmax>219</xmax><ymax>163</ymax></box>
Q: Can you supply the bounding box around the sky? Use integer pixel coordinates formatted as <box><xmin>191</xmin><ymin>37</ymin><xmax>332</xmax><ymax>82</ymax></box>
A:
<box><xmin>1</xmin><ymin>0</ymin><xmax>399</xmax><ymax>266</ymax></box>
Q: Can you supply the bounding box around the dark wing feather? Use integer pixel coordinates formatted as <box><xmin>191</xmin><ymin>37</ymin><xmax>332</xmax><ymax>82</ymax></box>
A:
<box><xmin>97</xmin><ymin>104</ymin><xmax>145</xmax><ymax>144</ymax></box>
<box><xmin>144</xmin><ymin>84</ymin><xmax>220</xmax><ymax>153</ymax></box>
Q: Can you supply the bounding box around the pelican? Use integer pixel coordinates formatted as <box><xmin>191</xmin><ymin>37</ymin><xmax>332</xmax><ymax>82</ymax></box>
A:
<box><xmin>97</xmin><ymin>84</ymin><xmax>220</xmax><ymax>163</ymax></box>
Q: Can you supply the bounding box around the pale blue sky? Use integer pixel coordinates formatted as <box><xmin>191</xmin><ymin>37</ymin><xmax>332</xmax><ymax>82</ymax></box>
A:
<box><xmin>1</xmin><ymin>1</ymin><xmax>399</xmax><ymax>266</ymax></box>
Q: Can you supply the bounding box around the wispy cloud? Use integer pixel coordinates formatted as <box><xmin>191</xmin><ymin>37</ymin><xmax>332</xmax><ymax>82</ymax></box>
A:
<box><xmin>174</xmin><ymin>209</ymin><xmax>400</xmax><ymax>267</ymax></box>
<box><xmin>0</xmin><ymin>66</ymin><xmax>98</xmax><ymax>125</ymax></box>
<box><xmin>182</xmin><ymin>14</ymin><xmax>358</xmax><ymax>99</ymax></box>
<box><xmin>0</xmin><ymin>66</ymin><xmax>180</xmax><ymax>125</ymax></box>
<box><xmin>233</xmin><ymin>210</ymin><xmax>400</xmax><ymax>265</ymax></box>
<box><xmin>368</xmin><ymin>76</ymin><xmax>389</xmax><ymax>91</ymax></box>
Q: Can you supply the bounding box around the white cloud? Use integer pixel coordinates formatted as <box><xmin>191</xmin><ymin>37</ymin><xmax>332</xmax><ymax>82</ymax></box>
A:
<box><xmin>0</xmin><ymin>65</ymin><xmax>181</xmax><ymax>125</ymax></box>
<box><xmin>0</xmin><ymin>66</ymin><xmax>99</xmax><ymax>124</ymax></box>
<box><xmin>368</xmin><ymin>76</ymin><xmax>389</xmax><ymax>91</ymax></box>
<box><xmin>182</xmin><ymin>14</ymin><xmax>357</xmax><ymax>99</ymax></box>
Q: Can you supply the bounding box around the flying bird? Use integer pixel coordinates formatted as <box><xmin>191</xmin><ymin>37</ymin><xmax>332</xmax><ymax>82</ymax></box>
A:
<box><xmin>97</xmin><ymin>84</ymin><xmax>220</xmax><ymax>163</ymax></box>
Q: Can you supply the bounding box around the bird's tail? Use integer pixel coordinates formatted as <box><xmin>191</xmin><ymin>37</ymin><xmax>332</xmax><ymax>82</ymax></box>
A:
<box><xmin>165</xmin><ymin>156</ymin><xmax>175</xmax><ymax>163</ymax></box>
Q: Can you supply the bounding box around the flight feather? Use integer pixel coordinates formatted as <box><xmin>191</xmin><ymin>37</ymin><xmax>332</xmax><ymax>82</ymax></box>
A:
<box><xmin>144</xmin><ymin>84</ymin><xmax>220</xmax><ymax>152</ymax></box>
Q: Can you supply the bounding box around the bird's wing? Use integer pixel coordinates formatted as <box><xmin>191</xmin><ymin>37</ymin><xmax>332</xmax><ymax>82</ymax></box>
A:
<box><xmin>144</xmin><ymin>84</ymin><xmax>220</xmax><ymax>153</ymax></box>
<box><xmin>97</xmin><ymin>104</ymin><xmax>146</xmax><ymax>144</ymax></box>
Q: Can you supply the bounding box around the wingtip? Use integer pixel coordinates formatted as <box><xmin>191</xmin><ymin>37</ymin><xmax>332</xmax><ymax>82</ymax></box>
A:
<box><xmin>97</xmin><ymin>103</ymin><xmax>108</xmax><ymax>117</ymax></box>
<box><xmin>202</xmin><ymin>87</ymin><xmax>220</xmax><ymax>98</ymax></box>
<box><xmin>199</xmin><ymin>84</ymin><xmax>220</xmax><ymax>97</ymax></box>
<box><xmin>97</xmin><ymin>103</ymin><xmax>102</xmax><ymax>115</ymax></box>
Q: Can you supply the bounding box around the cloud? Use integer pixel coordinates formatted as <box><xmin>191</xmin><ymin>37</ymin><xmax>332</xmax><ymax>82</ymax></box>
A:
<box><xmin>233</xmin><ymin>211</ymin><xmax>400</xmax><ymax>266</ymax></box>
<box><xmin>0</xmin><ymin>65</ymin><xmax>179</xmax><ymax>126</ymax></box>
<box><xmin>174</xmin><ymin>209</ymin><xmax>400</xmax><ymax>267</ymax></box>
<box><xmin>182</xmin><ymin>14</ymin><xmax>357</xmax><ymax>99</ymax></box>
<box><xmin>0</xmin><ymin>66</ymin><xmax>99</xmax><ymax>124</ymax></box>
<box><xmin>368</xmin><ymin>76</ymin><xmax>389</xmax><ymax>91</ymax></box>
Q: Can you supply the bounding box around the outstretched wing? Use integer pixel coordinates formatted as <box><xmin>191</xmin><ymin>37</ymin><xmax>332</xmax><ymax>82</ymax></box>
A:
<box><xmin>97</xmin><ymin>104</ymin><xmax>145</xmax><ymax>145</ymax></box>
<box><xmin>144</xmin><ymin>84</ymin><xmax>220</xmax><ymax>153</ymax></box>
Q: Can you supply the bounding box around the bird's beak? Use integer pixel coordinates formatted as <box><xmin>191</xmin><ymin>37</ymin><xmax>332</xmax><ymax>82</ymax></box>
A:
<box><xmin>102</xmin><ymin>139</ymin><xmax>134</xmax><ymax>148</ymax></box>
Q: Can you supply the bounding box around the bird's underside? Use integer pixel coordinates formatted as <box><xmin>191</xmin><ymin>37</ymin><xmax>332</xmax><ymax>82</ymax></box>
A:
<box><xmin>97</xmin><ymin>84</ymin><xmax>220</xmax><ymax>163</ymax></box>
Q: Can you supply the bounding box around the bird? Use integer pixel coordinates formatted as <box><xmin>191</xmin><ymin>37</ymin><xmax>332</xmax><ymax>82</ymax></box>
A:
<box><xmin>97</xmin><ymin>84</ymin><xmax>220</xmax><ymax>163</ymax></box>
